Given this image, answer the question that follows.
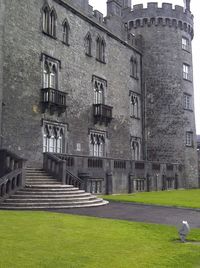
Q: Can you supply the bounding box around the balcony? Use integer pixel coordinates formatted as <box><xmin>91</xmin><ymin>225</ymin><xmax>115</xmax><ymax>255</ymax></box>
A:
<box><xmin>41</xmin><ymin>88</ymin><xmax>67</xmax><ymax>114</ymax></box>
<box><xmin>93</xmin><ymin>104</ymin><xmax>113</xmax><ymax>125</ymax></box>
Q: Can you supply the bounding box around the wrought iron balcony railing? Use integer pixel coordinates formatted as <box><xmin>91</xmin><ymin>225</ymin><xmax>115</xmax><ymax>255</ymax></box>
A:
<box><xmin>41</xmin><ymin>88</ymin><xmax>67</xmax><ymax>113</ymax></box>
<box><xmin>93</xmin><ymin>103</ymin><xmax>113</xmax><ymax>125</ymax></box>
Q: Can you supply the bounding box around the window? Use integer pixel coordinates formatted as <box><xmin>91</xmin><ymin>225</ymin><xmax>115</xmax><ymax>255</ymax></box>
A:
<box><xmin>63</xmin><ymin>19</ymin><xmax>69</xmax><ymax>45</ymax></box>
<box><xmin>131</xmin><ymin>137</ymin><xmax>141</xmax><ymax>160</ymax></box>
<box><xmin>182</xmin><ymin>37</ymin><xmax>189</xmax><ymax>51</ymax></box>
<box><xmin>42</xmin><ymin>5</ymin><xmax>57</xmax><ymax>38</ymax></box>
<box><xmin>96</xmin><ymin>36</ymin><xmax>106</xmax><ymax>63</ymax></box>
<box><xmin>85</xmin><ymin>32</ymin><xmax>92</xmax><ymax>56</ymax></box>
<box><xmin>89</xmin><ymin>131</ymin><xmax>105</xmax><ymax>157</ymax></box>
<box><xmin>186</xmin><ymin>132</ymin><xmax>193</xmax><ymax>147</ymax></box>
<box><xmin>43</xmin><ymin>122</ymin><xmax>65</xmax><ymax>153</ymax></box>
<box><xmin>43</xmin><ymin>6</ymin><xmax>49</xmax><ymax>33</ymax></box>
<box><xmin>130</xmin><ymin>56</ymin><xmax>137</xmax><ymax>78</ymax></box>
<box><xmin>43</xmin><ymin>60</ymin><xmax>58</xmax><ymax>89</ymax></box>
<box><xmin>93</xmin><ymin>76</ymin><xmax>106</xmax><ymax>104</ymax></box>
<box><xmin>183</xmin><ymin>94</ymin><xmax>191</xmax><ymax>110</ymax></box>
<box><xmin>130</xmin><ymin>91</ymin><xmax>140</xmax><ymax>118</ymax></box>
<box><xmin>183</xmin><ymin>64</ymin><xmax>190</xmax><ymax>80</ymax></box>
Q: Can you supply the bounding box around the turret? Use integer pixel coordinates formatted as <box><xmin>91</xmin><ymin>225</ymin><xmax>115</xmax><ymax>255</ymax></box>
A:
<box><xmin>123</xmin><ymin>2</ymin><xmax>198</xmax><ymax>188</ymax></box>
<box><xmin>184</xmin><ymin>0</ymin><xmax>191</xmax><ymax>12</ymax></box>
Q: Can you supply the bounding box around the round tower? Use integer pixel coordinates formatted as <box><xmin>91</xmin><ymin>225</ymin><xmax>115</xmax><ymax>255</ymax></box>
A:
<box><xmin>125</xmin><ymin>1</ymin><xmax>198</xmax><ymax>187</ymax></box>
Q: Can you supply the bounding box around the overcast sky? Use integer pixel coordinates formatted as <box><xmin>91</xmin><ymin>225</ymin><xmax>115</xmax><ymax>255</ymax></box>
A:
<box><xmin>89</xmin><ymin>0</ymin><xmax>200</xmax><ymax>134</ymax></box>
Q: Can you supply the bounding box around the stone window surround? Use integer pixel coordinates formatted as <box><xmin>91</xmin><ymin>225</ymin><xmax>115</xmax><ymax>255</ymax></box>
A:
<box><xmin>183</xmin><ymin>63</ymin><xmax>191</xmax><ymax>81</ymax></box>
<box><xmin>185</xmin><ymin>131</ymin><xmax>193</xmax><ymax>147</ymax></box>
<box><xmin>182</xmin><ymin>36</ymin><xmax>190</xmax><ymax>52</ymax></box>
<box><xmin>42</xmin><ymin>120</ymin><xmax>67</xmax><ymax>153</ymax></box>
<box><xmin>131</xmin><ymin>136</ymin><xmax>141</xmax><ymax>160</ymax></box>
<box><xmin>89</xmin><ymin>129</ymin><xmax>107</xmax><ymax>157</ymax></box>
<box><xmin>183</xmin><ymin>92</ymin><xmax>193</xmax><ymax>111</ymax></box>
<box><xmin>129</xmin><ymin>91</ymin><xmax>141</xmax><ymax>119</ymax></box>
<box><xmin>41</xmin><ymin>53</ymin><xmax>61</xmax><ymax>90</ymax></box>
<box><xmin>42</xmin><ymin>3</ymin><xmax>57</xmax><ymax>39</ymax></box>
<box><xmin>62</xmin><ymin>19</ymin><xmax>70</xmax><ymax>45</ymax></box>
<box><xmin>85</xmin><ymin>32</ymin><xmax>92</xmax><ymax>57</ymax></box>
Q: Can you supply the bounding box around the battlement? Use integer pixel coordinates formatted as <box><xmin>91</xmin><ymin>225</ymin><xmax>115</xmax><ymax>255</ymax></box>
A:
<box><xmin>125</xmin><ymin>2</ymin><xmax>194</xmax><ymax>39</ymax></box>
<box><xmin>129</xmin><ymin>2</ymin><xmax>193</xmax><ymax>22</ymax></box>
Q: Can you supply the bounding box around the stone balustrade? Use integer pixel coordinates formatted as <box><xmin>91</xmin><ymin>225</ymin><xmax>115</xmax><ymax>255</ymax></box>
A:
<box><xmin>0</xmin><ymin>149</ymin><xmax>26</xmax><ymax>200</ymax></box>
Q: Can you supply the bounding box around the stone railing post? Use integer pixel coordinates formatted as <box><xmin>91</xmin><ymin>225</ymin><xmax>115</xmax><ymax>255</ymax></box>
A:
<box><xmin>21</xmin><ymin>159</ymin><xmax>27</xmax><ymax>187</ymax></box>
<box><xmin>106</xmin><ymin>172</ymin><xmax>113</xmax><ymax>195</ymax></box>
<box><xmin>129</xmin><ymin>173</ymin><xmax>134</xmax><ymax>193</ymax></box>
<box><xmin>59</xmin><ymin>160</ymin><xmax>66</xmax><ymax>185</ymax></box>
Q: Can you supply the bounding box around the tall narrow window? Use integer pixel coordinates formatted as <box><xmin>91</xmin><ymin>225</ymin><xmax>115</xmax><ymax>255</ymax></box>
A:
<box><xmin>63</xmin><ymin>20</ymin><xmax>69</xmax><ymax>45</ymax></box>
<box><xmin>43</xmin><ymin>61</ymin><xmax>49</xmax><ymax>88</ymax></box>
<box><xmin>43</xmin><ymin>61</ymin><xmax>57</xmax><ymax>89</ymax></box>
<box><xmin>96</xmin><ymin>36</ymin><xmax>106</xmax><ymax>63</ymax></box>
<box><xmin>182</xmin><ymin>37</ymin><xmax>189</xmax><ymax>51</ymax></box>
<box><xmin>130</xmin><ymin>56</ymin><xmax>137</xmax><ymax>78</ymax></box>
<box><xmin>131</xmin><ymin>137</ymin><xmax>141</xmax><ymax>160</ymax></box>
<box><xmin>186</xmin><ymin>132</ymin><xmax>193</xmax><ymax>147</ymax></box>
<box><xmin>183</xmin><ymin>63</ymin><xmax>189</xmax><ymax>80</ymax></box>
<box><xmin>49</xmin><ymin>9</ymin><xmax>56</xmax><ymax>37</ymax></box>
<box><xmin>96</xmin><ymin>36</ymin><xmax>101</xmax><ymax>61</ymax></box>
<box><xmin>49</xmin><ymin>65</ymin><xmax>57</xmax><ymax>89</ymax></box>
<box><xmin>101</xmin><ymin>39</ymin><xmax>106</xmax><ymax>63</ymax></box>
<box><xmin>130</xmin><ymin>91</ymin><xmax>140</xmax><ymax>119</ymax></box>
<box><xmin>85</xmin><ymin>32</ymin><xmax>92</xmax><ymax>56</ymax></box>
<box><xmin>94</xmin><ymin>81</ymin><xmax>104</xmax><ymax>104</ymax></box>
<box><xmin>183</xmin><ymin>93</ymin><xmax>191</xmax><ymax>110</ymax></box>
<box><xmin>43</xmin><ymin>6</ymin><xmax>49</xmax><ymax>33</ymax></box>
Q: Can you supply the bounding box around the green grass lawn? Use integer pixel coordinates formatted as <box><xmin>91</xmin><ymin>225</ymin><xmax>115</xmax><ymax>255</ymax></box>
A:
<box><xmin>102</xmin><ymin>189</ymin><xmax>200</xmax><ymax>209</ymax></box>
<box><xmin>0</xmin><ymin>211</ymin><xmax>200</xmax><ymax>268</ymax></box>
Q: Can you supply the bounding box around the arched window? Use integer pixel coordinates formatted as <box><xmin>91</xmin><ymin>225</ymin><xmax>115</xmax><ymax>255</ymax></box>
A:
<box><xmin>49</xmin><ymin>9</ymin><xmax>56</xmax><ymax>37</ymax></box>
<box><xmin>130</xmin><ymin>92</ymin><xmax>140</xmax><ymax>118</ymax></box>
<box><xmin>131</xmin><ymin>95</ymin><xmax>138</xmax><ymax>118</ymax></box>
<box><xmin>63</xmin><ymin>20</ymin><xmax>69</xmax><ymax>45</ymax></box>
<box><xmin>49</xmin><ymin>64</ymin><xmax>57</xmax><ymax>89</ymax></box>
<box><xmin>43</xmin><ymin>61</ymin><xmax>49</xmax><ymax>88</ymax></box>
<box><xmin>43</xmin><ymin>123</ymin><xmax>65</xmax><ymax>153</ymax></box>
<box><xmin>85</xmin><ymin>32</ymin><xmax>92</xmax><ymax>56</ymax></box>
<box><xmin>94</xmin><ymin>81</ymin><xmax>104</xmax><ymax>104</ymax></box>
<box><xmin>90</xmin><ymin>132</ymin><xmax>105</xmax><ymax>157</ymax></box>
<box><xmin>101</xmin><ymin>38</ymin><xmax>106</xmax><ymax>63</ymax></box>
<box><xmin>96</xmin><ymin>36</ymin><xmax>101</xmax><ymax>61</ymax></box>
<box><xmin>43</xmin><ymin>6</ymin><xmax>49</xmax><ymax>33</ymax></box>
<box><xmin>131</xmin><ymin>138</ymin><xmax>141</xmax><ymax>160</ymax></box>
<box><xmin>130</xmin><ymin>56</ymin><xmax>137</xmax><ymax>78</ymax></box>
<box><xmin>96</xmin><ymin>36</ymin><xmax>106</xmax><ymax>62</ymax></box>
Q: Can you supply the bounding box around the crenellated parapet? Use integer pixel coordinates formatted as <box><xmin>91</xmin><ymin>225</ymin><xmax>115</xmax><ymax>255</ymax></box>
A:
<box><xmin>125</xmin><ymin>2</ymin><xmax>194</xmax><ymax>39</ymax></box>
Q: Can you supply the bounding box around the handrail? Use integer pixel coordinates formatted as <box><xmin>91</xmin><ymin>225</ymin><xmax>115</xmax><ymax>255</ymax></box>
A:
<box><xmin>0</xmin><ymin>149</ymin><xmax>26</xmax><ymax>200</ymax></box>
<box><xmin>65</xmin><ymin>169</ymin><xmax>84</xmax><ymax>189</ymax></box>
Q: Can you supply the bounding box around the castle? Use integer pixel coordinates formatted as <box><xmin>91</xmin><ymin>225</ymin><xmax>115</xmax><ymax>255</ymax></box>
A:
<box><xmin>0</xmin><ymin>0</ymin><xmax>198</xmax><ymax>195</ymax></box>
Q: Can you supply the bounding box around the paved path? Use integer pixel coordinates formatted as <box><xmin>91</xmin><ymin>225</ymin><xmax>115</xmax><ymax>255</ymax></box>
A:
<box><xmin>51</xmin><ymin>202</ymin><xmax>200</xmax><ymax>228</ymax></box>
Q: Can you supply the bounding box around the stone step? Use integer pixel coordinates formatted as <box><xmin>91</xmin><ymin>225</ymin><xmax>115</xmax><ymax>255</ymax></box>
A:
<box><xmin>10</xmin><ymin>193</ymin><xmax>91</xmax><ymax>199</ymax></box>
<box><xmin>15</xmin><ymin>190</ymin><xmax>85</xmax><ymax>195</ymax></box>
<box><xmin>24</xmin><ymin>185</ymin><xmax>76</xmax><ymax>189</ymax></box>
<box><xmin>26</xmin><ymin>175</ymin><xmax>53</xmax><ymax>179</ymax></box>
<box><xmin>0</xmin><ymin>167</ymin><xmax>109</xmax><ymax>210</ymax></box>
<box><xmin>26</xmin><ymin>182</ymin><xmax>61</xmax><ymax>185</ymax></box>
<box><xmin>0</xmin><ymin>200</ymin><xmax>109</xmax><ymax>210</ymax></box>
<box><xmin>0</xmin><ymin>198</ymin><xmax>105</xmax><ymax>206</ymax></box>
<box><xmin>4</xmin><ymin>196</ymin><xmax>96</xmax><ymax>203</ymax></box>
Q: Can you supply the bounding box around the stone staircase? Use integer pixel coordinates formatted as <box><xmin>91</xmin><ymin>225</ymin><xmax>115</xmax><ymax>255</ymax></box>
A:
<box><xmin>0</xmin><ymin>168</ymin><xmax>108</xmax><ymax>209</ymax></box>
